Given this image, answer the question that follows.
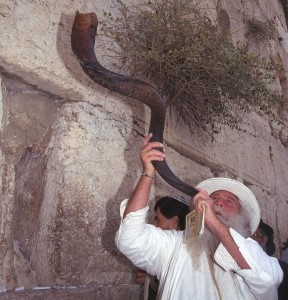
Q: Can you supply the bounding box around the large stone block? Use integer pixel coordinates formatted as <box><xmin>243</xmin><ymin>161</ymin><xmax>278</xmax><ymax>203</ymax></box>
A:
<box><xmin>15</xmin><ymin>102</ymin><xmax>145</xmax><ymax>286</ymax></box>
<box><xmin>0</xmin><ymin>284</ymin><xmax>142</xmax><ymax>300</ymax></box>
<box><xmin>0</xmin><ymin>0</ymin><xmax>288</xmax><ymax>297</ymax></box>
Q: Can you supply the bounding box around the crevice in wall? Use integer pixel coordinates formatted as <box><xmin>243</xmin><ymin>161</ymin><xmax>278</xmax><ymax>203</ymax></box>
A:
<box><xmin>0</xmin><ymin>74</ymin><xmax>60</xmax><ymax>288</ymax></box>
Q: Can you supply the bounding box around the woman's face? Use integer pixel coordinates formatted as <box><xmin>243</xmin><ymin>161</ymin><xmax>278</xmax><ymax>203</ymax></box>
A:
<box><xmin>251</xmin><ymin>227</ymin><xmax>268</xmax><ymax>252</ymax></box>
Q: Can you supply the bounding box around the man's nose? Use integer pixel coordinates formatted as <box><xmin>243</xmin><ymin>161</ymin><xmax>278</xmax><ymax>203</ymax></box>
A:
<box><xmin>215</xmin><ymin>199</ymin><xmax>225</xmax><ymax>207</ymax></box>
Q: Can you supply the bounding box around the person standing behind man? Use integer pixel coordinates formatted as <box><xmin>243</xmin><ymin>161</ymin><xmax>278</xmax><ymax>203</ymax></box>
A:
<box><xmin>251</xmin><ymin>219</ymin><xmax>288</xmax><ymax>300</ymax></box>
<box><xmin>282</xmin><ymin>239</ymin><xmax>288</xmax><ymax>264</ymax></box>
<box><xmin>135</xmin><ymin>196</ymin><xmax>190</xmax><ymax>300</ymax></box>
<box><xmin>115</xmin><ymin>133</ymin><xmax>283</xmax><ymax>300</ymax></box>
<box><xmin>251</xmin><ymin>219</ymin><xmax>276</xmax><ymax>255</ymax></box>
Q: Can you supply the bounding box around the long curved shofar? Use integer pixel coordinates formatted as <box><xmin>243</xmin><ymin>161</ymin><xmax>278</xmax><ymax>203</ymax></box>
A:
<box><xmin>71</xmin><ymin>11</ymin><xmax>198</xmax><ymax>197</ymax></box>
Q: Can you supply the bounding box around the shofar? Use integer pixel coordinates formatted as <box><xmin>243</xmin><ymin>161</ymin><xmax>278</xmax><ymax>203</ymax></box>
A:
<box><xmin>71</xmin><ymin>11</ymin><xmax>198</xmax><ymax>197</ymax></box>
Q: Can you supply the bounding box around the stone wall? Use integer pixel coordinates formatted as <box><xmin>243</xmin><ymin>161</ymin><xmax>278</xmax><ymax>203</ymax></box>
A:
<box><xmin>0</xmin><ymin>0</ymin><xmax>288</xmax><ymax>298</ymax></box>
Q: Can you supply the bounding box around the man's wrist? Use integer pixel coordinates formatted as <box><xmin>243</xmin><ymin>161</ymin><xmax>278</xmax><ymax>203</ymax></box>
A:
<box><xmin>142</xmin><ymin>172</ymin><xmax>154</xmax><ymax>179</ymax></box>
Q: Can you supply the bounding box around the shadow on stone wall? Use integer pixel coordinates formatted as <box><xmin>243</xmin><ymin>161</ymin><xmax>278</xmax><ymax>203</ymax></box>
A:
<box><xmin>54</xmin><ymin>11</ymin><xmax>146</xmax><ymax>297</ymax></box>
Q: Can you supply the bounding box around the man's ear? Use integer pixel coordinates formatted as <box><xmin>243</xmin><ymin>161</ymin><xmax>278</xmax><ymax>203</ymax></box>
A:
<box><xmin>173</xmin><ymin>216</ymin><xmax>179</xmax><ymax>230</ymax></box>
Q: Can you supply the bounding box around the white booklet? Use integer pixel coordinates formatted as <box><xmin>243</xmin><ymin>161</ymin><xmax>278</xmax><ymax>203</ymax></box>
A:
<box><xmin>183</xmin><ymin>206</ymin><xmax>205</xmax><ymax>243</ymax></box>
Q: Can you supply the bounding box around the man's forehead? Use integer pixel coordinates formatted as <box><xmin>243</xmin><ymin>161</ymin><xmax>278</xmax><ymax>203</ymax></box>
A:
<box><xmin>210</xmin><ymin>190</ymin><xmax>240</xmax><ymax>201</ymax></box>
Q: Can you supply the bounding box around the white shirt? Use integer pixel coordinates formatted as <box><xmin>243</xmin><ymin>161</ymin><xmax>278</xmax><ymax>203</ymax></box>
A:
<box><xmin>115</xmin><ymin>200</ymin><xmax>283</xmax><ymax>300</ymax></box>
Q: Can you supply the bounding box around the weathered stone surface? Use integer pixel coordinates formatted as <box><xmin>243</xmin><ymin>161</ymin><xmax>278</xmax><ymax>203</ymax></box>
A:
<box><xmin>3</xmin><ymin>87</ymin><xmax>59</xmax><ymax>163</ymax></box>
<box><xmin>0</xmin><ymin>0</ymin><xmax>146</xmax><ymax>122</ymax></box>
<box><xmin>154</xmin><ymin>146</ymin><xmax>213</xmax><ymax>200</ymax></box>
<box><xmin>167</xmin><ymin>111</ymin><xmax>282</xmax><ymax>190</ymax></box>
<box><xmin>19</xmin><ymin>102</ymin><xmax>143</xmax><ymax>287</ymax></box>
<box><xmin>0</xmin><ymin>0</ymin><xmax>288</xmax><ymax>298</ymax></box>
<box><xmin>0</xmin><ymin>284</ymin><xmax>141</xmax><ymax>300</ymax></box>
<box><xmin>167</xmin><ymin>109</ymin><xmax>288</xmax><ymax>257</ymax></box>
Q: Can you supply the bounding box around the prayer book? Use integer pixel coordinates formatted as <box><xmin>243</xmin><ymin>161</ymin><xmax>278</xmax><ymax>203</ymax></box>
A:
<box><xmin>183</xmin><ymin>206</ymin><xmax>205</xmax><ymax>243</ymax></box>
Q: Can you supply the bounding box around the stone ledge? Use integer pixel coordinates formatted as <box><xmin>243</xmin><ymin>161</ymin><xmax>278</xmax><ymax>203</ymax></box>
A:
<box><xmin>0</xmin><ymin>284</ymin><xmax>141</xmax><ymax>300</ymax></box>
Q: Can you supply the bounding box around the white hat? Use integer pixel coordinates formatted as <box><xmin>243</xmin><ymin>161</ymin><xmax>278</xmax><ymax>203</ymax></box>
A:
<box><xmin>196</xmin><ymin>177</ymin><xmax>260</xmax><ymax>234</ymax></box>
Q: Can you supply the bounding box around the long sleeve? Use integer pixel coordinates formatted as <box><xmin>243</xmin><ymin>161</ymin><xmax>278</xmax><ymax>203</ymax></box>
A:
<box><xmin>115</xmin><ymin>199</ymin><xmax>179</xmax><ymax>276</ymax></box>
<box><xmin>214</xmin><ymin>228</ymin><xmax>283</xmax><ymax>300</ymax></box>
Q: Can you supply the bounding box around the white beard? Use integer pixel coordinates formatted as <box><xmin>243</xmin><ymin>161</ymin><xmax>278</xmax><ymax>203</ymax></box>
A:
<box><xmin>186</xmin><ymin>207</ymin><xmax>251</xmax><ymax>270</ymax></box>
<box><xmin>214</xmin><ymin>206</ymin><xmax>251</xmax><ymax>238</ymax></box>
<box><xmin>186</xmin><ymin>228</ymin><xmax>218</xmax><ymax>270</ymax></box>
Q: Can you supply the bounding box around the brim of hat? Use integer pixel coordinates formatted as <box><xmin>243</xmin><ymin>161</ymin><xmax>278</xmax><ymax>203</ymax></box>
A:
<box><xmin>196</xmin><ymin>178</ymin><xmax>260</xmax><ymax>234</ymax></box>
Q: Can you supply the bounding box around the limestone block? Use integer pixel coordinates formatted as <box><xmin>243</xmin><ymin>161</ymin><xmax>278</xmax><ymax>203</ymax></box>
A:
<box><xmin>0</xmin><ymin>78</ymin><xmax>13</xmax><ymax>290</ymax></box>
<box><xmin>0</xmin><ymin>77</ymin><xmax>3</xmax><ymax>127</ymax></box>
<box><xmin>0</xmin><ymin>284</ymin><xmax>141</xmax><ymax>300</ymax></box>
<box><xmin>154</xmin><ymin>146</ymin><xmax>213</xmax><ymax>201</ymax></box>
<box><xmin>0</xmin><ymin>161</ymin><xmax>16</xmax><ymax>290</ymax></box>
<box><xmin>249</xmin><ymin>184</ymin><xmax>288</xmax><ymax>257</ymax></box>
<box><xmin>0</xmin><ymin>0</ymin><xmax>288</xmax><ymax>296</ymax></box>
<box><xmin>166</xmin><ymin>110</ymin><xmax>288</xmax><ymax>192</ymax></box>
<box><xmin>13</xmin><ymin>241</ymin><xmax>37</xmax><ymax>289</ymax></box>
<box><xmin>18</xmin><ymin>102</ymin><xmax>146</xmax><ymax>286</ymax></box>
<box><xmin>4</xmin><ymin>88</ymin><xmax>59</xmax><ymax>161</ymax></box>
<box><xmin>0</xmin><ymin>0</ymin><xmax>149</xmax><ymax>123</ymax></box>
<box><xmin>0</xmin><ymin>76</ymin><xmax>61</xmax><ymax>289</ymax></box>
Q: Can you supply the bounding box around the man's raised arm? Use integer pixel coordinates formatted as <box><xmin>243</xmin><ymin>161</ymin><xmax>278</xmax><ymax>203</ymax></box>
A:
<box><xmin>123</xmin><ymin>133</ymin><xmax>164</xmax><ymax>218</ymax></box>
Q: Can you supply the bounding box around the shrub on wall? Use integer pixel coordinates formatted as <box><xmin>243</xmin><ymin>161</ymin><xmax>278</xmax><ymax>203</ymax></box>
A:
<box><xmin>102</xmin><ymin>0</ymin><xmax>283</xmax><ymax>136</ymax></box>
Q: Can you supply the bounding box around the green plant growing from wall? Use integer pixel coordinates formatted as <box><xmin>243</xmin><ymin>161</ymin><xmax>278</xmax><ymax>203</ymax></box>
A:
<box><xmin>246</xmin><ymin>17</ymin><xmax>277</xmax><ymax>41</ymax></box>
<box><xmin>101</xmin><ymin>0</ymin><xmax>283</xmax><ymax>136</ymax></box>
